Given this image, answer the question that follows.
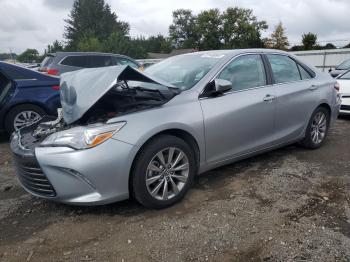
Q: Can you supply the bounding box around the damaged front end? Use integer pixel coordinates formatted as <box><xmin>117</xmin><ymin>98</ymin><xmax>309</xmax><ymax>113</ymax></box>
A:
<box><xmin>10</xmin><ymin>65</ymin><xmax>179</xmax><ymax>199</ymax></box>
<box><xmin>14</xmin><ymin>65</ymin><xmax>178</xmax><ymax>148</ymax></box>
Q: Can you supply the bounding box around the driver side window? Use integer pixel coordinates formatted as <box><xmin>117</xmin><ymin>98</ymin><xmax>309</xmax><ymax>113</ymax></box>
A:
<box><xmin>217</xmin><ymin>54</ymin><xmax>267</xmax><ymax>91</ymax></box>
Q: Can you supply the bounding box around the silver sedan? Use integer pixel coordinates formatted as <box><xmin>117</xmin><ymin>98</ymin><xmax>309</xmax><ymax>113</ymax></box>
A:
<box><xmin>11</xmin><ymin>49</ymin><xmax>341</xmax><ymax>209</ymax></box>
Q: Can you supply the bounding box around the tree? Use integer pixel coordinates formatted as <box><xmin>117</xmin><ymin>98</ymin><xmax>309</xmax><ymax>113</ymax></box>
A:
<box><xmin>46</xmin><ymin>40</ymin><xmax>64</xmax><ymax>53</ymax></box>
<box><xmin>266</xmin><ymin>22</ymin><xmax>289</xmax><ymax>50</ymax></box>
<box><xmin>322</xmin><ymin>43</ymin><xmax>336</xmax><ymax>50</ymax></box>
<box><xmin>197</xmin><ymin>9</ymin><xmax>222</xmax><ymax>50</ymax></box>
<box><xmin>103</xmin><ymin>32</ymin><xmax>147</xmax><ymax>59</ymax></box>
<box><xmin>302</xmin><ymin>32</ymin><xmax>317</xmax><ymax>50</ymax></box>
<box><xmin>221</xmin><ymin>7</ymin><xmax>267</xmax><ymax>49</ymax></box>
<box><xmin>169</xmin><ymin>9</ymin><xmax>198</xmax><ymax>48</ymax></box>
<box><xmin>17</xmin><ymin>49</ymin><xmax>39</xmax><ymax>63</ymax></box>
<box><xmin>77</xmin><ymin>36</ymin><xmax>102</xmax><ymax>51</ymax></box>
<box><xmin>145</xmin><ymin>35</ymin><xmax>172</xmax><ymax>53</ymax></box>
<box><xmin>64</xmin><ymin>0</ymin><xmax>129</xmax><ymax>50</ymax></box>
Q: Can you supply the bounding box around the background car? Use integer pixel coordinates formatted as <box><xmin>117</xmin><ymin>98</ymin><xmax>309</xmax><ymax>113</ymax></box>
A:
<box><xmin>39</xmin><ymin>52</ymin><xmax>142</xmax><ymax>76</ymax></box>
<box><xmin>329</xmin><ymin>58</ymin><xmax>350</xmax><ymax>77</ymax></box>
<box><xmin>336</xmin><ymin>70</ymin><xmax>350</xmax><ymax>114</ymax></box>
<box><xmin>0</xmin><ymin>62</ymin><xmax>60</xmax><ymax>134</ymax></box>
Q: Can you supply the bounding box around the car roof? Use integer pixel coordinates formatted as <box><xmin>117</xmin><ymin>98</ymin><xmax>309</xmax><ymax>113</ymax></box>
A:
<box><xmin>51</xmin><ymin>52</ymin><xmax>128</xmax><ymax>57</ymax></box>
<box><xmin>173</xmin><ymin>48</ymin><xmax>289</xmax><ymax>58</ymax></box>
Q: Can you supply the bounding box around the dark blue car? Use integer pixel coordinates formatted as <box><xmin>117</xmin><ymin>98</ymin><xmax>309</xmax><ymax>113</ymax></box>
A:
<box><xmin>0</xmin><ymin>62</ymin><xmax>60</xmax><ymax>134</ymax></box>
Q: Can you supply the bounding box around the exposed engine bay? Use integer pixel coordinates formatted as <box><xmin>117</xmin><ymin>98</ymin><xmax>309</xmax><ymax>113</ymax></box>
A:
<box><xmin>17</xmin><ymin>81</ymin><xmax>178</xmax><ymax>149</ymax></box>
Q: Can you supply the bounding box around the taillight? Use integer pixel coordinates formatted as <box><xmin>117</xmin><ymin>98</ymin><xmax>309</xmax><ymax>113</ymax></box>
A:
<box><xmin>52</xmin><ymin>85</ymin><xmax>60</xmax><ymax>91</ymax></box>
<box><xmin>334</xmin><ymin>82</ymin><xmax>340</xmax><ymax>92</ymax></box>
<box><xmin>47</xmin><ymin>69</ymin><xmax>59</xmax><ymax>75</ymax></box>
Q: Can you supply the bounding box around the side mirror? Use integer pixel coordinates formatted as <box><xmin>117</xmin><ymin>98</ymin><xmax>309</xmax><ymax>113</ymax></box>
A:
<box><xmin>214</xmin><ymin>79</ymin><xmax>232</xmax><ymax>94</ymax></box>
<box><xmin>328</xmin><ymin>68</ymin><xmax>332</xmax><ymax>73</ymax></box>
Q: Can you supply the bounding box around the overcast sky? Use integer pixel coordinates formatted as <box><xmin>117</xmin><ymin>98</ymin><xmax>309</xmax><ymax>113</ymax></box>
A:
<box><xmin>1</xmin><ymin>0</ymin><xmax>350</xmax><ymax>54</ymax></box>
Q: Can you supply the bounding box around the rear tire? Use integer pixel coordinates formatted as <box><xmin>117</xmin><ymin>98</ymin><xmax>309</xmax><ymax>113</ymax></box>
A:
<box><xmin>131</xmin><ymin>135</ymin><xmax>196</xmax><ymax>209</ymax></box>
<box><xmin>4</xmin><ymin>104</ymin><xmax>45</xmax><ymax>134</ymax></box>
<box><xmin>299</xmin><ymin>107</ymin><xmax>330</xmax><ymax>149</ymax></box>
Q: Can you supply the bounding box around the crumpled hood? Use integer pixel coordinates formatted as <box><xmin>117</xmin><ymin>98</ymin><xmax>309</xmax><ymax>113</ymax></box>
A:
<box><xmin>60</xmin><ymin>65</ymin><xmax>174</xmax><ymax>124</ymax></box>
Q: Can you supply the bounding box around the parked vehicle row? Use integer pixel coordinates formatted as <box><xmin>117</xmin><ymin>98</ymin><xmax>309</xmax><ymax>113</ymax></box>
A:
<box><xmin>10</xmin><ymin>49</ymin><xmax>341</xmax><ymax>209</ymax></box>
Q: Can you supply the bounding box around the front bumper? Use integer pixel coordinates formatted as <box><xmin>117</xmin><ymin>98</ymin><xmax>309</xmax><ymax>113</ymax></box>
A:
<box><xmin>11</xmin><ymin>133</ymin><xmax>138</xmax><ymax>205</ymax></box>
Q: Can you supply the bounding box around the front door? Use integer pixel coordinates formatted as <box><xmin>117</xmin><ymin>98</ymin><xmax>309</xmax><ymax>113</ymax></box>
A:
<box><xmin>200</xmin><ymin>54</ymin><xmax>276</xmax><ymax>164</ymax></box>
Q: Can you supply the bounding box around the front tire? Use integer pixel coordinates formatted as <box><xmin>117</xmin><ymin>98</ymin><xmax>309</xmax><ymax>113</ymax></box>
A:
<box><xmin>131</xmin><ymin>135</ymin><xmax>196</xmax><ymax>209</ymax></box>
<box><xmin>300</xmin><ymin>107</ymin><xmax>330</xmax><ymax>149</ymax></box>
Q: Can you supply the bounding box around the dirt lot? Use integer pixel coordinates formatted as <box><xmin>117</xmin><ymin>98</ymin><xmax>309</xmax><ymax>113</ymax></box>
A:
<box><xmin>0</xmin><ymin>117</ymin><xmax>350</xmax><ymax>262</ymax></box>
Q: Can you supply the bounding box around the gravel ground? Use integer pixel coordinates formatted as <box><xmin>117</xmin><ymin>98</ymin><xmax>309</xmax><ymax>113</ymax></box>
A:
<box><xmin>0</xmin><ymin>117</ymin><xmax>349</xmax><ymax>262</ymax></box>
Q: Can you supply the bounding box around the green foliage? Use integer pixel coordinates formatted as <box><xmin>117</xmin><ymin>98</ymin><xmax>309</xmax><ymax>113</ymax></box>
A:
<box><xmin>46</xmin><ymin>40</ymin><xmax>64</xmax><ymax>54</ymax></box>
<box><xmin>322</xmin><ymin>43</ymin><xmax>336</xmax><ymax>50</ymax></box>
<box><xmin>221</xmin><ymin>7</ymin><xmax>267</xmax><ymax>49</ymax></box>
<box><xmin>302</xmin><ymin>32</ymin><xmax>317</xmax><ymax>50</ymax></box>
<box><xmin>17</xmin><ymin>49</ymin><xmax>40</xmax><ymax>63</ymax></box>
<box><xmin>266</xmin><ymin>22</ymin><xmax>289</xmax><ymax>50</ymax></box>
<box><xmin>64</xmin><ymin>0</ymin><xmax>129</xmax><ymax>50</ymax></box>
<box><xmin>0</xmin><ymin>53</ymin><xmax>17</xmax><ymax>61</ymax></box>
<box><xmin>77</xmin><ymin>36</ymin><xmax>102</xmax><ymax>52</ymax></box>
<box><xmin>197</xmin><ymin>9</ymin><xmax>222</xmax><ymax>50</ymax></box>
<box><xmin>169</xmin><ymin>7</ymin><xmax>267</xmax><ymax>50</ymax></box>
<box><xmin>169</xmin><ymin>9</ymin><xmax>198</xmax><ymax>49</ymax></box>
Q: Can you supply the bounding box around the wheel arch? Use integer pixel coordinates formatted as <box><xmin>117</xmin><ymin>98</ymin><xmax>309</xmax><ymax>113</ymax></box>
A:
<box><xmin>317</xmin><ymin>102</ymin><xmax>331</xmax><ymax>115</ymax></box>
<box><xmin>3</xmin><ymin>102</ymin><xmax>48</xmax><ymax>132</ymax></box>
<box><xmin>128</xmin><ymin>128</ymin><xmax>201</xmax><ymax>194</ymax></box>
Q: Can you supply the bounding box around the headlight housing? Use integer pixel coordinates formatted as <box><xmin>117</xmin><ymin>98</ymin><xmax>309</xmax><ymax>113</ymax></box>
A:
<box><xmin>41</xmin><ymin>122</ymin><xmax>126</xmax><ymax>149</ymax></box>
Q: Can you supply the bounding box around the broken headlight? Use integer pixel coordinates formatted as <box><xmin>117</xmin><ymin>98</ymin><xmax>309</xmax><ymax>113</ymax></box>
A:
<box><xmin>41</xmin><ymin>122</ymin><xmax>126</xmax><ymax>149</ymax></box>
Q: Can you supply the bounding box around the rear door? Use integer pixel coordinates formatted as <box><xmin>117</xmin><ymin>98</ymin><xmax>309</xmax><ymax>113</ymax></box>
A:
<box><xmin>265</xmin><ymin>54</ymin><xmax>319</xmax><ymax>142</ymax></box>
<box><xmin>200</xmin><ymin>54</ymin><xmax>276</xmax><ymax>164</ymax></box>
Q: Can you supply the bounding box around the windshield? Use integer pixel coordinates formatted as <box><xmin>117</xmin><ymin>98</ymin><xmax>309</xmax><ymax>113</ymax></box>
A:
<box><xmin>336</xmin><ymin>59</ymin><xmax>350</xmax><ymax>70</ymax></box>
<box><xmin>144</xmin><ymin>52</ymin><xmax>226</xmax><ymax>90</ymax></box>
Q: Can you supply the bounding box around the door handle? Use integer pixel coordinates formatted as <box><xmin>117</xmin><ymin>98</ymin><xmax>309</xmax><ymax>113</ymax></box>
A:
<box><xmin>309</xmin><ymin>85</ymin><xmax>319</xmax><ymax>91</ymax></box>
<box><xmin>263</xmin><ymin>94</ymin><xmax>276</xmax><ymax>102</ymax></box>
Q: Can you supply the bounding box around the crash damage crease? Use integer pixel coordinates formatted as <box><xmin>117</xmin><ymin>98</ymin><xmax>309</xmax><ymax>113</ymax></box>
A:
<box><xmin>17</xmin><ymin>65</ymin><xmax>179</xmax><ymax>149</ymax></box>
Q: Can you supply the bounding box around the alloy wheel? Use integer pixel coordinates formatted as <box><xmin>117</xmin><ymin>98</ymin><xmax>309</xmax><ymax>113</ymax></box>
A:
<box><xmin>145</xmin><ymin>147</ymin><xmax>189</xmax><ymax>201</ymax></box>
<box><xmin>311</xmin><ymin>111</ymin><xmax>327</xmax><ymax>144</ymax></box>
<box><xmin>13</xmin><ymin>111</ymin><xmax>41</xmax><ymax>131</ymax></box>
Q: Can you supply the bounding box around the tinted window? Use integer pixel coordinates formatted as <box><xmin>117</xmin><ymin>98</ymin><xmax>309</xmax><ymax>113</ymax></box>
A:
<box><xmin>115</xmin><ymin>57</ymin><xmax>139</xmax><ymax>68</ymax></box>
<box><xmin>41</xmin><ymin>55</ymin><xmax>55</xmax><ymax>68</ymax></box>
<box><xmin>60</xmin><ymin>56</ymin><xmax>89</xmax><ymax>67</ymax></box>
<box><xmin>89</xmin><ymin>55</ymin><xmax>113</xmax><ymax>68</ymax></box>
<box><xmin>298</xmin><ymin>64</ymin><xmax>312</xmax><ymax>80</ymax></box>
<box><xmin>267</xmin><ymin>54</ymin><xmax>301</xmax><ymax>84</ymax></box>
<box><xmin>339</xmin><ymin>71</ymin><xmax>350</xmax><ymax>79</ymax></box>
<box><xmin>217</xmin><ymin>54</ymin><xmax>266</xmax><ymax>91</ymax></box>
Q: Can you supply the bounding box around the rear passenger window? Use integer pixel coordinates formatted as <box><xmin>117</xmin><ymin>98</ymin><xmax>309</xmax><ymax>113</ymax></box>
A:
<box><xmin>60</xmin><ymin>56</ymin><xmax>89</xmax><ymax>67</ymax></box>
<box><xmin>297</xmin><ymin>64</ymin><xmax>312</xmax><ymax>80</ymax></box>
<box><xmin>267</xmin><ymin>54</ymin><xmax>301</xmax><ymax>84</ymax></box>
<box><xmin>89</xmin><ymin>56</ymin><xmax>113</xmax><ymax>68</ymax></box>
<box><xmin>217</xmin><ymin>54</ymin><xmax>267</xmax><ymax>91</ymax></box>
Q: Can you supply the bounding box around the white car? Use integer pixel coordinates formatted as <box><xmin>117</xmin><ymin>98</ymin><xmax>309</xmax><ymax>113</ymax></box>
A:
<box><xmin>336</xmin><ymin>70</ymin><xmax>350</xmax><ymax>115</ymax></box>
